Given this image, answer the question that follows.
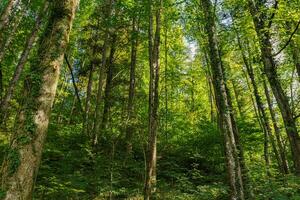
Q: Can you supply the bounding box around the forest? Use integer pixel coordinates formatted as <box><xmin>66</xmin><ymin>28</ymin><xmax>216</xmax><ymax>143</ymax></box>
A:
<box><xmin>0</xmin><ymin>0</ymin><xmax>300</xmax><ymax>199</ymax></box>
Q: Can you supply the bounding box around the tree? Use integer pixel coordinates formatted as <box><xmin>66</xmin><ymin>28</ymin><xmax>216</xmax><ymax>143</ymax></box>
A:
<box><xmin>200</xmin><ymin>0</ymin><xmax>245</xmax><ymax>199</ymax></box>
<box><xmin>144</xmin><ymin>0</ymin><xmax>162</xmax><ymax>199</ymax></box>
<box><xmin>0</xmin><ymin>1</ymin><xmax>49</xmax><ymax>123</ymax></box>
<box><xmin>125</xmin><ymin>15</ymin><xmax>139</xmax><ymax>154</ymax></box>
<box><xmin>0</xmin><ymin>0</ymin><xmax>18</xmax><ymax>30</ymax></box>
<box><xmin>93</xmin><ymin>0</ymin><xmax>113</xmax><ymax>145</ymax></box>
<box><xmin>0</xmin><ymin>0</ymin><xmax>77</xmax><ymax>199</ymax></box>
<box><xmin>248</xmin><ymin>0</ymin><xmax>300</xmax><ymax>175</ymax></box>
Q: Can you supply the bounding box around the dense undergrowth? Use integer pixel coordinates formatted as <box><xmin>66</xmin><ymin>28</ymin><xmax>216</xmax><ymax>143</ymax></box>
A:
<box><xmin>1</xmin><ymin>119</ymin><xmax>296</xmax><ymax>199</ymax></box>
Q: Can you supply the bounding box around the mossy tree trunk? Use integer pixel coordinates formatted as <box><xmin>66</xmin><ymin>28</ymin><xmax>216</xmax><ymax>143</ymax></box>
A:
<box><xmin>248</xmin><ymin>0</ymin><xmax>300</xmax><ymax>175</ymax></box>
<box><xmin>0</xmin><ymin>0</ymin><xmax>18</xmax><ymax>30</ymax></box>
<box><xmin>201</xmin><ymin>0</ymin><xmax>245</xmax><ymax>199</ymax></box>
<box><xmin>93</xmin><ymin>0</ymin><xmax>113</xmax><ymax>146</ymax></box>
<box><xmin>263</xmin><ymin>78</ymin><xmax>289</xmax><ymax>174</ymax></box>
<box><xmin>0</xmin><ymin>0</ymin><xmax>77</xmax><ymax>199</ymax></box>
<box><xmin>101</xmin><ymin>34</ymin><xmax>117</xmax><ymax>134</ymax></box>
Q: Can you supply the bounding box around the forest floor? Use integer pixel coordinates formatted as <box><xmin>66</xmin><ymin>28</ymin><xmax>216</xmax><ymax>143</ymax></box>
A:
<box><xmin>1</xmin><ymin>122</ymin><xmax>299</xmax><ymax>200</ymax></box>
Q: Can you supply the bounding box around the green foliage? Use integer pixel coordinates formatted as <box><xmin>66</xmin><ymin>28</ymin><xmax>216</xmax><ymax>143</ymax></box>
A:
<box><xmin>0</xmin><ymin>188</ymin><xmax>6</xmax><ymax>199</ymax></box>
<box><xmin>251</xmin><ymin>175</ymin><xmax>300</xmax><ymax>200</ymax></box>
<box><xmin>16</xmin><ymin>134</ymin><xmax>32</xmax><ymax>145</ymax></box>
<box><xmin>0</xmin><ymin>0</ymin><xmax>300</xmax><ymax>199</ymax></box>
<box><xmin>6</xmin><ymin>148</ymin><xmax>20</xmax><ymax>175</ymax></box>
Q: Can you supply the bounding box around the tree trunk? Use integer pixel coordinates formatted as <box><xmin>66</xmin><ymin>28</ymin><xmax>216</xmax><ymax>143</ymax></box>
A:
<box><xmin>0</xmin><ymin>0</ymin><xmax>26</xmax><ymax>63</ymax></box>
<box><xmin>230</xmin><ymin>80</ymin><xmax>243</xmax><ymax>118</ymax></box>
<box><xmin>101</xmin><ymin>35</ymin><xmax>117</xmax><ymax>134</ymax></box>
<box><xmin>286</xmin><ymin>21</ymin><xmax>300</xmax><ymax>80</ymax></box>
<box><xmin>0</xmin><ymin>0</ymin><xmax>18</xmax><ymax>30</ymax></box>
<box><xmin>84</xmin><ymin>63</ymin><xmax>94</xmax><ymax>136</ymax></box>
<box><xmin>248</xmin><ymin>0</ymin><xmax>300</xmax><ymax>175</ymax></box>
<box><xmin>291</xmin><ymin>40</ymin><xmax>300</xmax><ymax>80</ymax></box>
<box><xmin>201</xmin><ymin>0</ymin><xmax>245</xmax><ymax>199</ymax></box>
<box><xmin>0</xmin><ymin>1</ymin><xmax>48</xmax><ymax>121</ymax></box>
<box><xmin>235</xmin><ymin>32</ymin><xmax>275</xmax><ymax>173</ymax></box>
<box><xmin>0</xmin><ymin>0</ymin><xmax>77</xmax><ymax>199</ymax></box>
<box><xmin>203</xmin><ymin>52</ymin><xmax>216</xmax><ymax>123</ymax></box>
<box><xmin>125</xmin><ymin>16</ymin><xmax>138</xmax><ymax>154</ymax></box>
<box><xmin>144</xmin><ymin>0</ymin><xmax>161</xmax><ymax>199</ymax></box>
<box><xmin>93</xmin><ymin>0</ymin><xmax>113</xmax><ymax>145</ymax></box>
<box><xmin>263</xmin><ymin>78</ymin><xmax>289</xmax><ymax>174</ymax></box>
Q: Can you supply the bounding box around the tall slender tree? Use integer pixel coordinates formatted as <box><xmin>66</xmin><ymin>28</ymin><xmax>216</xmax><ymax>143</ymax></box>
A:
<box><xmin>144</xmin><ymin>0</ymin><xmax>162</xmax><ymax>199</ymax></box>
<box><xmin>248</xmin><ymin>0</ymin><xmax>300</xmax><ymax>175</ymax></box>
<box><xmin>93</xmin><ymin>0</ymin><xmax>113</xmax><ymax>145</ymax></box>
<box><xmin>200</xmin><ymin>0</ymin><xmax>245</xmax><ymax>199</ymax></box>
<box><xmin>125</xmin><ymin>16</ymin><xmax>139</xmax><ymax>154</ymax></box>
<box><xmin>0</xmin><ymin>1</ymin><xmax>49</xmax><ymax>122</ymax></box>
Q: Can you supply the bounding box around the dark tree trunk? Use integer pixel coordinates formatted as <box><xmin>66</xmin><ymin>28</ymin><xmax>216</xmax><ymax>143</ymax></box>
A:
<box><xmin>101</xmin><ymin>35</ymin><xmax>117</xmax><ymax>133</ymax></box>
<box><xmin>125</xmin><ymin>16</ymin><xmax>138</xmax><ymax>154</ymax></box>
<box><xmin>64</xmin><ymin>55</ymin><xmax>84</xmax><ymax>116</ymax></box>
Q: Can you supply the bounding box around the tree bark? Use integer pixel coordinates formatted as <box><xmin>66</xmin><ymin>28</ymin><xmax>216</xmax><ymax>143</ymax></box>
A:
<box><xmin>230</xmin><ymin>80</ymin><xmax>243</xmax><ymax>118</ymax></box>
<box><xmin>0</xmin><ymin>0</ymin><xmax>26</xmax><ymax>63</ymax></box>
<box><xmin>201</xmin><ymin>0</ymin><xmax>245</xmax><ymax>199</ymax></box>
<box><xmin>286</xmin><ymin>21</ymin><xmax>300</xmax><ymax>80</ymax></box>
<box><xmin>203</xmin><ymin>52</ymin><xmax>216</xmax><ymax>123</ymax></box>
<box><xmin>0</xmin><ymin>1</ymin><xmax>77</xmax><ymax>199</ymax></box>
<box><xmin>125</xmin><ymin>16</ymin><xmax>138</xmax><ymax>154</ymax></box>
<box><xmin>144</xmin><ymin>0</ymin><xmax>161</xmax><ymax>199</ymax></box>
<box><xmin>263</xmin><ymin>78</ymin><xmax>289</xmax><ymax>174</ymax></box>
<box><xmin>93</xmin><ymin>0</ymin><xmax>113</xmax><ymax>145</ymax></box>
<box><xmin>101</xmin><ymin>34</ymin><xmax>117</xmax><ymax>134</ymax></box>
<box><xmin>291</xmin><ymin>40</ymin><xmax>300</xmax><ymax>80</ymax></box>
<box><xmin>0</xmin><ymin>0</ymin><xmax>18</xmax><ymax>30</ymax></box>
<box><xmin>0</xmin><ymin>1</ymin><xmax>48</xmax><ymax>121</ymax></box>
<box><xmin>235</xmin><ymin>32</ymin><xmax>274</xmax><ymax>173</ymax></box>
<box><xmin>84</xmin><ymin>63</ymin><xmax>94</xmax><ymax>136</ymax></box>
<box><xmin>248</xmin><ymin>0</ymin><xmax>300</xmax><ymax>175</ymax></box>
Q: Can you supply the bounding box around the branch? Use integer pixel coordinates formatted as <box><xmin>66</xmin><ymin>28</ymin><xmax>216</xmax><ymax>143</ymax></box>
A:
<box><xmin>64</xmin><ymin>55</ymin><xmax>85</xmax><ymax>117</ymax></box>
<box><xmin>273</xmin><ymin>19</ymin><xmax>300</xmax><ymax>57</ymax></box>
<box><xmin>267</xmin><ymin>0</ymin><xmax>278</xmax><ymax>28</ymax></box>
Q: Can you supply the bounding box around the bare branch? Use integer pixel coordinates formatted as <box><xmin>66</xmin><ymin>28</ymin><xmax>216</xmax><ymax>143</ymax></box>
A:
<box><xmin>64</xmin><ymin>55</ymin><xmax>85</xmax><ymax>116</ymax></box>
<box><xmin>273</xmin><ymin>19</ymin><xmax>300</xmax><ymax>57</ymax></box>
